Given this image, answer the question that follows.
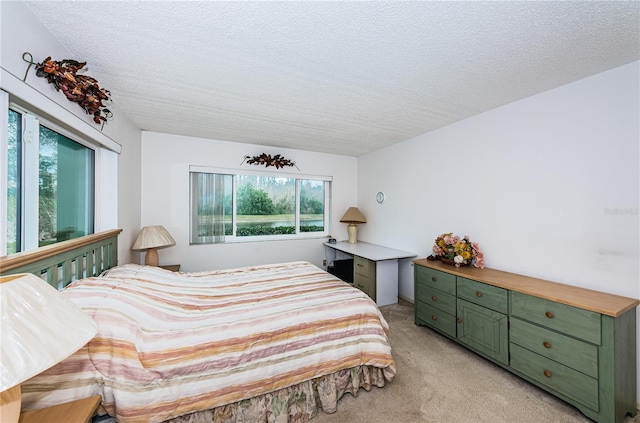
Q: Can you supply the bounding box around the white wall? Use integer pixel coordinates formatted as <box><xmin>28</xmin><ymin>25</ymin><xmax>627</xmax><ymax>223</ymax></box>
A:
<box><xmin>0</xmin><ymin>1</ymin><xmax>142</xmax><ymax>263</ymax></box>
<box><xmin>358</xmin><ymin>61</ymin><xmax>640</xmax><ymax>403</ymax></box>
<box><xmin>140</xmin><ymin>132</ymin><xmax>357</xmax><ymax>270</ymax></box>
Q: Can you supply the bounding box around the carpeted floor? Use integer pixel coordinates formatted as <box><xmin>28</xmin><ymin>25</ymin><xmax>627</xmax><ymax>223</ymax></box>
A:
<box><xmin>311</xmin><ymin>300</ymin><xmax>640</xmax><ymax>423</ymax></box>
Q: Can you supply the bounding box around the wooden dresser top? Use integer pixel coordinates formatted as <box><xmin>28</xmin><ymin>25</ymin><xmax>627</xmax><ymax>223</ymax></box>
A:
<box><xmin>413</xmin><ymin>258</ymin><xmax>639</xmax><ymax>317</ymax></box>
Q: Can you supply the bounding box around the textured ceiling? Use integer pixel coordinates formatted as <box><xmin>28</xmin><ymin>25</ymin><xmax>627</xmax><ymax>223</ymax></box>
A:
<box><xmin>25</xmin><ymin>1</ymin><xmax>639</xmax><ymax>157</ymax></box>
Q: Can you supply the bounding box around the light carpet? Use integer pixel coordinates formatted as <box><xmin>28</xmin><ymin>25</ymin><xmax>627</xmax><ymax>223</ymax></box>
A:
<box><xmin>311</xmin><ymin>300</ymin><xmax>639</xmax><ymax>423</ymax></box>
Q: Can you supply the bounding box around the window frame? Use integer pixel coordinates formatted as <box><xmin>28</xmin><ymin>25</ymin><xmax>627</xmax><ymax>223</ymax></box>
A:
<box><xmin>189</xmin><ymin>165</ymin><xmax>332</xmax><ymax>244</ymax></box>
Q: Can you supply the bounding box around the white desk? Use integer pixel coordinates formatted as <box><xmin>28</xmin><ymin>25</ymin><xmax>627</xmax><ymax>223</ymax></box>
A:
<box><xmin>324</xmin><ymin>241</ymin><xmax>416</xmax><ymax>306</ymax></box>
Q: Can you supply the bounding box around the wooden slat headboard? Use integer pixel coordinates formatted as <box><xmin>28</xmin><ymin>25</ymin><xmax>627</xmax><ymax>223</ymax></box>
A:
<box><xmin>0</xmin><ymin>229</ymin><xmax>123</xmax><ymax>289</ymax></box>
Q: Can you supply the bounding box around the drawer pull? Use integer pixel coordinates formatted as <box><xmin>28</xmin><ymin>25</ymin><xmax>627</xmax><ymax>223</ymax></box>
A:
<box><xmin>431</xmin><ymin>315</ymin><xmax>437</xmax><ymax>321</ymax></box>
<box><xmin>431</xmin><ymin>277</ymin><xmax>437</xmax><ymax>282</ymax></box>
<box><xmin>543</xmin><ymin>341</ymin><xmax>551</xmax><ymax>349</ymax></box>
<box><xmin>431</xmin><ymin>295</ymin><xmax>438</xmax><ymax>301</ymax></box>
<box><xmin>456</xmin><ymin>317</ymin><xmax>462</xmax><ymax>324</ymax></box>
<box><xmin>545</xmin><ymin>311</ymin><xmax>554</xmax><ymax>318</ymax></box>
<box><xmin>475</xmin><ymin>291</ymin><xmax>482</xmax><ymax>297</ymax></box>
<box><xmin>543</xmin><ymin>370</ymin><xmax>552</xmax><ymax>378</ymax></box>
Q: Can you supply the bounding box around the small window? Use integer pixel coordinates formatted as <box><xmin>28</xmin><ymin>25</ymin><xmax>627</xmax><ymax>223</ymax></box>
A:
<box><xmin>190</xmin><ymin>168</ymin><xmax>331</xmax><ymax>244</ymax></box>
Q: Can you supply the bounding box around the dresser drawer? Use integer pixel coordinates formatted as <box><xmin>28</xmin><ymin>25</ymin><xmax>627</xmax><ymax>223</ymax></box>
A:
<box><xmin>510</xmin><ymin>292</ymin><xmax>601</xmax><ymax>345</ymax></box>
<box><xmin>416</xmin><ymin>301</ymin><xmax>456</xmax><ymax>338</ymax></box>
<box><xmin>354</xmin><ymin>255</ymin><xmax>373</xmax><ymax>278</ymax></box>
<box><xmin>510</xmin><ymin>343</ymin><xmax>598</xmax><ymax>411</ymax></box>
<box><xmin>416</xmin><ymin>283</ymin><xmax>456</xmax><ymax>315</ymax></box>
<box><xmin>510</xmin><ymin>317</ymin><xmax>598</xmax><ymax>378</ymax></box>
<box><xmin>415</xmin><ymin>265</ymin><xmax>456</xmax><ymax>295</ymax></box>
<box><xmin>457</xmin><ymin>277</ymin><xmax>508</xmax><ymax>314</ymax></box>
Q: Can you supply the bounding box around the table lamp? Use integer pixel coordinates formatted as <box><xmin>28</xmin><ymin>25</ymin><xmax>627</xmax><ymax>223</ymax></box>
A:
<box><xmin>131</xmin><ymin>225</ymin><xmax>176</xmax><ymax>266</ymax></box>
<box><xmin>340</xmin><ymin>207</ymin><xmax>366</xmax><ymax>244</ymax></box>
<box><xmin>0</xmin><ymin>273</ymin><xmax>97</xmax><ymax>423</ymax></box>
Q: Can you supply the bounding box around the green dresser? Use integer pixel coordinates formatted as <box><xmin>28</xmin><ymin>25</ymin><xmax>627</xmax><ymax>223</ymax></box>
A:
<box><xmin>414</xmin><ymin>259</ymin><xmax>638</xmax><ymax>423</ymax></box>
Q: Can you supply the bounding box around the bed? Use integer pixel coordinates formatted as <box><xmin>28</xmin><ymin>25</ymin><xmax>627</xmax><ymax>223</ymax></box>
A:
<box><xmin>0</xmin><ymin>230</ymin><xmax>396</xmax><ymax>423</ymax></box>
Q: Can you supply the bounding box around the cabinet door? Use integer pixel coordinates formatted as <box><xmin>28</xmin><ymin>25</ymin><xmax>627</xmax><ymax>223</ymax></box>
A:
<box><xmin>457</xmin><ymin>299</ymin><xmax>508</xmax><ymax>365</ymax></box>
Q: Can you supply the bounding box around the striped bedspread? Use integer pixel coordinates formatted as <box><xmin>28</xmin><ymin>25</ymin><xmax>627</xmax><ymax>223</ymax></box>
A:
<box><xmin>21</xmin><ymin>261</ymin><xmax>396</xmax><ymax>423</ymax></box>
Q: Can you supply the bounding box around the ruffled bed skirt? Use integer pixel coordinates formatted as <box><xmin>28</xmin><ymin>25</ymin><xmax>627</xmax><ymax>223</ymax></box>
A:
<box><xmin>161</xmin><ymin>365</ymin><xmax>393</xmax><ymax>423</ymax></box>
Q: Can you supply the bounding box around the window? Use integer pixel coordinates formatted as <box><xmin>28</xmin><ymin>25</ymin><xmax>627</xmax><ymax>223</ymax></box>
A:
<box><xmin>190</xmin><ymin>167</ymin><xmax>331</xmax><ymax>244</ymax></box>
<box><xmin>4</xmin><ymin>107</ymin><xmax>95</xmax><ymax>254</ymax></box>
<box><xmin>6</xmin><ymin>109</ymin><xmax>21</xmax><ymax>254</ymax></box>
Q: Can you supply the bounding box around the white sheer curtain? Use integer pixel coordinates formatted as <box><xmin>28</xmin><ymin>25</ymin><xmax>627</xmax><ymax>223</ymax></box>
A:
<box><xmin>190</xmin><ymin>172</ymin><xmax>232</xmax><ymax>244</ymax></box>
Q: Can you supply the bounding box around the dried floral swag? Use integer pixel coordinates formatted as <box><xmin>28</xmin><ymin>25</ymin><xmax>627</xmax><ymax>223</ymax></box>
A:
<box><xmin>27</xmin><ymin>53</ymin><xmax>112</xmax><ymax>126</ymax></box>
<box><xmin>242</xmin><ymin>153</ymin><xmax>298</xmax><ymax>169</ymax></box>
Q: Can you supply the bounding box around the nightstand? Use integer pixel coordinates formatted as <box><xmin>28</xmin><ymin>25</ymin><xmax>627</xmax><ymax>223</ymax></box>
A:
<box><xmin>160</xmin><ymin>264</ymin><xmax>180</xmax><ymax>272</ymax></box>
<box><xmin>19</xmin><ymin>395</ymin><xmax>101</xmax><ymax>423</ymax></box>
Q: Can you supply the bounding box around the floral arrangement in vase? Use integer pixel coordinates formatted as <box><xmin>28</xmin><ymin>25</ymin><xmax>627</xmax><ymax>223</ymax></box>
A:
<box><xmin>431</xmin><ymin>233</ymin><xmax>484</xmax><ymax>268</ymax></box>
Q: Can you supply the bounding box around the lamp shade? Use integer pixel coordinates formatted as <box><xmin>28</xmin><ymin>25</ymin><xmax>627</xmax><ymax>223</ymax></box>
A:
<box><xmin>0</xmin><ymin>273</ymin><xmax>97</xmax><ymax>392</ymax></box>
<box><xmin>340</xmin><ymin>207</ymin><xmax>366</xmax><ymax>224</ymax></box>
<box><xmin>131</xmin><ymin>225</ymin><xmax>176</xmax><ymax>251</ymax></box>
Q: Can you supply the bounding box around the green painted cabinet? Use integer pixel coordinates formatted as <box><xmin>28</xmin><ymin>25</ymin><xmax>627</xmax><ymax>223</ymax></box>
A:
<box><xmin>413</xmin><ymin>259</ymin><xmax>638</xmax><ymax>423</ymax></box>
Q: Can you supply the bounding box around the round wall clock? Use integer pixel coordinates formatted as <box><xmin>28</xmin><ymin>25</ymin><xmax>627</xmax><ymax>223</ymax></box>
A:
<box><xmin>376</xmin><ymin>192</ymin><xmax>386</xmax><ymax>204</ymax></box>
